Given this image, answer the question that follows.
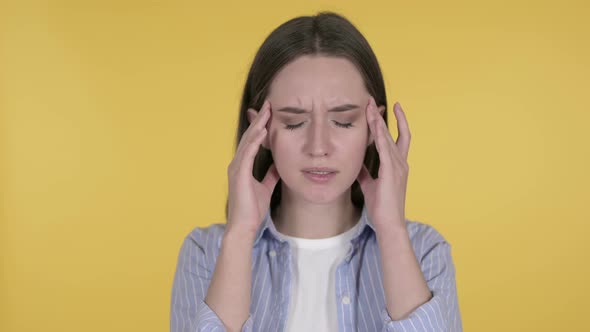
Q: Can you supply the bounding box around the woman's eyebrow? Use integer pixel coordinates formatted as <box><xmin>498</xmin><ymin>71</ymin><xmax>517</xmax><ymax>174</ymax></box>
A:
<box><xmin>275</xmin><ymin>104</ymin><xmax>360</xmax><ymax>114</ymax></box>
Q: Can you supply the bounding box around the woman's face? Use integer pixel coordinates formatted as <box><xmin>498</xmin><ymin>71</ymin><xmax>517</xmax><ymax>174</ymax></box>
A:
<box><xmin>249</xmin><ymin>55</ymin><xmax>383</xmax><ymax>204</ymax></box>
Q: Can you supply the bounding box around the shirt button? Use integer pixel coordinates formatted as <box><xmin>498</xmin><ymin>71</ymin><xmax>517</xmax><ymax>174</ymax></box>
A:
<box><xmin>269</xmin><ymin>250</ymin><xmax>277</xmax><ymax>257</ymax></box>
<box><xmin>341</xmin><ymin>295</ymin><xmax>351</xmax><ymax>304</ymax></box>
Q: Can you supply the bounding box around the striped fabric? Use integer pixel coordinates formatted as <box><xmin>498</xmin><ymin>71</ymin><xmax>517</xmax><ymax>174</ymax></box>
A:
<box><xmin>171</xmin><ymin>204</ymin><xmax>463</xmax><ymax>331</ymax></box>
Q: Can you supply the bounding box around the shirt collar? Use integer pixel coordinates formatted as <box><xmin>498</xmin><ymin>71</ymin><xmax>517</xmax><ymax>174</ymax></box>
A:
<box><xmin>252</xmin><ymin>204</ymin><xmax>376</xmax><ymax>247</ymax></box>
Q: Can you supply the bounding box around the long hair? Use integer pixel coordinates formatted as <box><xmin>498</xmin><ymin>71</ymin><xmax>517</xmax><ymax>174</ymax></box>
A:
<box><xmin>225</xmin><ymin>11</ymin><xmax>389</xmax><ymax>220</ymax></box>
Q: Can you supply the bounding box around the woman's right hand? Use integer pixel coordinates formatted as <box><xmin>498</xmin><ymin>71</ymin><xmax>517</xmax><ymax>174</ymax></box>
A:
<box><xmin>226</xmin><ymin>100</ymin><xmax>280</xmax><ymax>237</ymax></box>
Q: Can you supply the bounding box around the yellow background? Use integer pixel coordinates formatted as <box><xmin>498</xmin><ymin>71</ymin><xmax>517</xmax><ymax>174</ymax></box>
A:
<box><xmin>2</xmin><ymin>0</ymin><xmax>589</xmax><ymax>331</ymax></box>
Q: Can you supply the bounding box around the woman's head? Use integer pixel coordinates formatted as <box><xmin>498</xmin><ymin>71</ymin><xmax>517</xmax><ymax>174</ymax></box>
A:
<box><xmin>226</xmin><ymin>11</ymin><xmax>388</xmax><ymax>218</ymax></box>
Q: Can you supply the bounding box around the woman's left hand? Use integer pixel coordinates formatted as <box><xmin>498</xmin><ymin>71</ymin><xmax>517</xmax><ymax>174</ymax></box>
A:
<box><xmin>357</xmin><ymin>96</ymin><xmax>411</xmax><ymax>232</ymax></box>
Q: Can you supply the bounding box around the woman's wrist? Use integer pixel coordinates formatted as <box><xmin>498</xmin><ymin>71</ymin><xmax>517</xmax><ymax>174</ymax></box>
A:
<box><xmin>223</xmin><ymin>222</ymin><xmax>258</xmax><ymax>248</ymax></box>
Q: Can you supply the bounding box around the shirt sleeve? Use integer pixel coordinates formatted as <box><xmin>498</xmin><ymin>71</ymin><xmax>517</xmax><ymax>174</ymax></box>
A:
<box><xmin>170</xmin><ymin>226</ymin><xmax>254</xmax><ymax>332</ymax></box>
<box><xmin>380</xmin><ymin>226</ymin><xmax>463</xmax><ymax>332</ymax></box>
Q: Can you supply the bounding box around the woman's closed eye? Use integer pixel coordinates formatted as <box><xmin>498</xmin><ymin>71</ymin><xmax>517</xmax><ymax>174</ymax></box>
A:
<box><xmin>285</xmin><ymin>121</ymin><xmax>354</xmax><ymax>130</ymax></box>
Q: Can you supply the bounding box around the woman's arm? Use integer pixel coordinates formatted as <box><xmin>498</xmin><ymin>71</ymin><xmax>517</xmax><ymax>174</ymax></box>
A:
<box><xmin>376</xmin><ymin>223</ymin><xmax>432</xmax><ymax>320</ymax></box>
<box><xmin>376</xmin><ymin>222</ymin><xmax>462</xmax><ymax>332</ymax></box>
<box><xmin>205</xmin><ymin>225</ymin><xmax>257</xmax><ymax>332</ymax></box>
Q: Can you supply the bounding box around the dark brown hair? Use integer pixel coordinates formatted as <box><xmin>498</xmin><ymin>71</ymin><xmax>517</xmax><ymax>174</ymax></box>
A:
<box><xmin>225</xmin><ymin>11</ymin><xmax>389</xmax><ymax>220</ymax></box>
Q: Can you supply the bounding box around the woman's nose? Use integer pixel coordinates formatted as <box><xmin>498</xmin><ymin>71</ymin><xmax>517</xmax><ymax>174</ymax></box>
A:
<box><xmin>304</xmin><ymin>120</ymin><xmax>332</xmax><ymax>157</ymax></box>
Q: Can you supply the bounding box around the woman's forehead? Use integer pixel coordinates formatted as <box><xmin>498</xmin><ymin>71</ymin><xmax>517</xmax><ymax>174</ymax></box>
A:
<box><xmin>268</xmin><ymin>55</ymin><xmax>367</xmax><ymax>103</ymax></box>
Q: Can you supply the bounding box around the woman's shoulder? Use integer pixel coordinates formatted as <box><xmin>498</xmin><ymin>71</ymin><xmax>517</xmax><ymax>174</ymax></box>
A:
<box><xmin>405</xmin><ymin>219</ymin><xmax>448</xmax><ymax>241</ymax></box>
<box><xmin>404</xmin><ymin>218</ymin><xmax>453</xmax><ymax>255</ymax></box>
<box><xmin>183</xmin><ymin>222</ymin><xmax>228</xmax><ymax>252</ymax></box>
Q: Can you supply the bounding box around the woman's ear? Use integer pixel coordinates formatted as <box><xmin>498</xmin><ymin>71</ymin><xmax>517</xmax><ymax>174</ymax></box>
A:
<box><xmin>367</xmin><ymin>105</ymin><xmax>387</xmax><ymax>146</ymax></box>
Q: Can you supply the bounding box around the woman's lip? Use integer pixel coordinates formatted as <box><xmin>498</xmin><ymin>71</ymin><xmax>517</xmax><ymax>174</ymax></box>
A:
<box><xmin>302</xmin><ymin>171</ymin><xmax>337</xmax><ymax>183</ymax></box>
<box><xmin>302</xmin><ymin>168</ymin><xmax>338</xmax><ymax>172</ymax></box>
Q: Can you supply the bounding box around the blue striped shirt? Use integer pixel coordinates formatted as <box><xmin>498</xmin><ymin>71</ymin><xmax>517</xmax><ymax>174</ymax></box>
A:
<box><xmin>171</xmin><ymin>205</ymin><xmax>463</xmax><ymax>331</ymax></box>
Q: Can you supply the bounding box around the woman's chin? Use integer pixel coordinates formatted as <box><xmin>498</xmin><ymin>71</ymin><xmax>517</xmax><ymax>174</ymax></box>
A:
<box><xmin>298</xmin><ymin>186</ymin><xmax>350</xmax><ymax>205</ymax></box>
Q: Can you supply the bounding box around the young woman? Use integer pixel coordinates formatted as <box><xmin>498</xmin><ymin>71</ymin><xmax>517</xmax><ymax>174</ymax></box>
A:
<box><xmin>171</xmin><ymin>12</ymin><xmax>462</xmax><ymax>332</ymax></box>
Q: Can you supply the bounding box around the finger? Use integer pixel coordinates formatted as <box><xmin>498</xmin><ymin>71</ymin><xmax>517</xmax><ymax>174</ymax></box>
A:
<box><xmin>371</xmin><ymin>98</ymin><xmax>397</xmax><ymax>157</ymax></box>
<box><xmin>261</xmin><ymin>163</ymin><xmax>280</xmax><ymax>190</ymax></box>
<box><xmin>240</xmin><ymin>126</ymin><xmax>268</xmax><ymax>179</ymax></box>
<box><xmin>235</xmin><ymin>101</ymin><xmax>271</xmax><ymax>163</ymax></box>
<box><xmin>232</xmin><ymin>100</ymin><xmax>270</xmax><ymax>176</ymax></box>
<box><xmin>393</xmin><ymin>102</ymin><xmax>411</xmax><ymax>160</ymax></box>
<box><xmin>243</xmin><ymin>100</ymin><xmax>271</xmax><ymax>143</ymax></box>
<box><xmin>367</xmin><ymin>97</ymin><xmax>392</xmax><ymax>177</ymax></box>
<box><xmin>372</xmin><ymin>98</ymin><xmax>406</xmax><ymax>168</ymax></box>
<box><xmin>376</xmin><ymin>107</ymin><xmax>404</xmax><ymax>166</ymax></box>
<box><xmin>356</xmin><ymin>164</ymin><xmax>373</xmax><ymax>192</ymax></box>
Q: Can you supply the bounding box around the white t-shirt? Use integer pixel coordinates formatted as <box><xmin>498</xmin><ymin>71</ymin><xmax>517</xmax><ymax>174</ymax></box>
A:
<box><xmin>278</xmin><ymin>220</ymin><xmax>362</xmax><ymax>332</ymax></box>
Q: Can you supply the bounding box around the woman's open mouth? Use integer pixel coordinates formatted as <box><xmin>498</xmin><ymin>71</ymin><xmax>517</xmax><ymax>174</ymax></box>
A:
<box><xmin>302</xmin><ymin>170</ymin><xmax>337</xmax><ymax>183</ymax></box>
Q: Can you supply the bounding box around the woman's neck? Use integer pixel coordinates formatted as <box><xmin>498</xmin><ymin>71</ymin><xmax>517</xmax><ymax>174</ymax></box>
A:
<box><xmin>271</xmin><ymin>194</ymin><xmax>362</xmax><ymax>239</ymax></box>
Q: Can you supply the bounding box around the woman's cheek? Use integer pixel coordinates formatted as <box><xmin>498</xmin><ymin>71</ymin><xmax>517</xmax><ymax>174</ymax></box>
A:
<box><xmin>268</xmin><ymin>127</ymin><xmax>290</xmax><ymax>152</ymax></box>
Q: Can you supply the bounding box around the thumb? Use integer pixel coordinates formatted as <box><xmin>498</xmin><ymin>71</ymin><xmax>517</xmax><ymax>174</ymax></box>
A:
<box><xmin>356</xmin><ymin>165</ymin><xmax>372</xmax><ymax>193</ymax></box>
<box><xmin>262</xmin><ymin>163</ymin><xmax>280</xmax><ymax>190</ymax></box>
